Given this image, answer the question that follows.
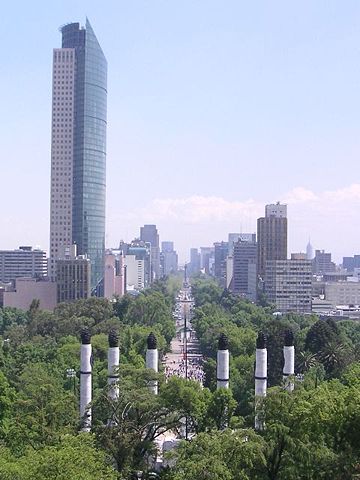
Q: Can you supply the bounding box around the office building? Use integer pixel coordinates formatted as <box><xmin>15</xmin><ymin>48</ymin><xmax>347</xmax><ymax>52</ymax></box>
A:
<box><xmin>257</xmin><ymin>202</ymin><xmax>287</xmax><ymax>279</ymax></box>
<box><xmin>265</xmin><ymin>203</ymin><xmax>287</xmax><ymax>218</ymax></box>
<box><xmin>56</xmin><ymin>252</ymin><xmax>91</xmax><ymax>303</ymax></box>
<box><xmin>214</xmin><ymin>242</ymin><xmax>229</xmax><ymax>288</ymax></box>
<box><xmin>232</xmin><ymin>239</ymin><xmax>257</xmax><ymax>302</ymax></box>
<box><xmin>0</xmin><ymin>246</ymin><xmax>47</xmax><ymax>283</ymax></box>
<box><xmin>226</xmin><ymin>256</ymin><xmax>233</xmax><ymax>289</ymax></box>
<box><xmin>160</xmin><ymin>242</ymin><xmax>178</xmax><ymax>277</ymax></box>
<box><xmin>313</xmin><ymin>250</ymin><xmax>335</xmax><ymax>275</ymax></box>
<box><xmin>49</xmin><ymin>20</ymin><xmax>107</xmax><ymax>292</ymax></box>
<box><xmin>127</xmin><ymin>239</ymin><xmax>151</xmax><ymax>287</ymax></box>
<box><xmin>265</xmin><ymin>256</ymin><xmax>312</xmax><ymax>313</ymax></box>
<box><xmin>104</xmin><ymin>250</ymin><xmax>125</xmax><ymax>299</ymax></box>
<box><xmin>200</xmin><ymin>247</ymin><xmax>214</xmax><ymax>274</ymax></box>
<box><xmin>228</xmin><ymin>233</ymin><xmax>256</xmax><ymax>255</ymax></box>
<box><xmin>324</xmin><ymin>281</ymin><xmax>360</xmax><ymax>307</ymax></box>
<box><xmin>161</xmin><ymin>241</ymin><xmax>174</xmax><ymax>253</ymax></box>
<box><xmin>342</xmin><ymin>255</ymin><xmax>360</xmax><ymax>273</ymax></box>
<box><xmin>140</xmin><ymin>225</ymin><xmax>160</xmax><ymax>281</ymax></box>
<box><xmin>189</xmin><ymin>248</ymin><xmax>201</xmax><ymax>275</ymax></box>
<box><xmin>124</xmin><ymin>255</ymin><xmax>145</xmax><ymax>291</ymax></box>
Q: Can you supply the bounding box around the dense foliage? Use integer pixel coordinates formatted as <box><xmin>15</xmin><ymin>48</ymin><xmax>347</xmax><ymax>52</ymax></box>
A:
<box><xmin>0</xmin><ymin>274</ymin><xmax>360</xmax><ymax>478</ymax></box>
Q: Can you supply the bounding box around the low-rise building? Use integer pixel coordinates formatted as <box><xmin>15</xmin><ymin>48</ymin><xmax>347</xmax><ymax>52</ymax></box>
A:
<box><xmin>0</xmin><ymin>246</ymin><xmax>47</xmax><ymax>283</ymax></box>
<box><xmin>3</xmin><ymin>277</ymin><xmax>57</xmax><ymax>311</ymax></box>
<box><xmin>325</xmin><ymin>281</ymin><xmax>360</xmax><ymax>306</ymax></box>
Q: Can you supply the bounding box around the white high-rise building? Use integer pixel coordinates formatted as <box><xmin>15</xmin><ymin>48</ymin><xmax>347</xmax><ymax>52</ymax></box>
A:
<box><xmin>124</xmin><ymin>255</ymin><xmax>145</xmax><ymax>291</ymax></box>
<box><xmin>49</xmin><ymin>48</ymin><xmax>75</xmax><ymax>280</ymax></box>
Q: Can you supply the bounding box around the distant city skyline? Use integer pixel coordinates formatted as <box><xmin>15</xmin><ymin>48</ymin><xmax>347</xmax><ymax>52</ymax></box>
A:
<box><xmin>2</xmin><ymin>1</ymin><xmax>360</xmax><ymax>263</ymax></box>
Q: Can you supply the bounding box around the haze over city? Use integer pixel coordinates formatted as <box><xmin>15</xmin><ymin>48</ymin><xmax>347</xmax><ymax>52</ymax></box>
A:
<box><xmin>2</xmin><ymin>1</ymin><xmax>360</xmax><ymax>262</ymax></box>
<box><xmin>2</xmin><ymin>3</ymin><xmax>360</xmax><ymax>478</ymax></box>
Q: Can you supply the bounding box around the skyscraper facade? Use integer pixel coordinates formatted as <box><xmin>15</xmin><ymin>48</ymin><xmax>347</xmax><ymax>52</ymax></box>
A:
<box><xmin>189</xmin><ymin>248</ymin><xmax>201</xmax><ymax>275</ymax></box>
<box><xmin>140</xmin><ymin>225</ymin><xmax>160</xmax><ymax>281</ymax></box>
<box><xmin>49</xmin><ymin>19</ymin><xmax>107</xmax><ymax>292</ymax></box>
<box><xmin>160</xmin><ymin>242</ymin><xmax>178</xmax><ymax>276</ymax></box>
<box><xmin>232</xmin><ymin>239</ymin><xmax>257</xmax><ymax>301</ymax></box>
<box><xmin>214</xmin><ymin>241</ymin><xmax>229</xmax><ymax>288</ymax></box>
<box><xmin>257</xmin><ymin>203</ymin><xmax>287</xmax><ymax>279</ymax></box>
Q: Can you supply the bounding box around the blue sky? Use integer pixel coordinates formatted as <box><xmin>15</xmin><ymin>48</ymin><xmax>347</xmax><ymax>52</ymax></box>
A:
<box><xmin>2</xmin><ymin>1</ymin><xmax>360</xmax><ymax>261</ymax></box>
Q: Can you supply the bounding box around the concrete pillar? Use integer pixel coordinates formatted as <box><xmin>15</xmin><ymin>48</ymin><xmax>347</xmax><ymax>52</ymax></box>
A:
<box><xmin>80</xmin><ymin>328</ymin><xmax>92</xmax><ymax>432</ymax></box>
<box><xmin>255</xmin><ymin>331</ymin><xmax>267</xmax><ymax>431</ymax></box>
<box><xmin>146</xmin><ymin>332</ymin><xmax>158</xmax><ymax>395</ymax></box>
<box><xmin>108</xmin><ymin>329</ymin><xmax>120</xmax><ymax>401</ymax></box>
<box><xmin>283</xmin><ymin>330</ymin><xmax>295</xmax><ymax>392</ymax></box>
<box><xmin>217</xmin><ymin>333</ymin><xmax>229</xmax><ymax>389</ymax></box>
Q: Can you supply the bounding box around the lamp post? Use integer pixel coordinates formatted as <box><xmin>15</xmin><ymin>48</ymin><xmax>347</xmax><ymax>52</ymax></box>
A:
<box><xmin>66</xmin><ymin>368</ymin><xmax>76</xmax><ymax>395</ymax></box>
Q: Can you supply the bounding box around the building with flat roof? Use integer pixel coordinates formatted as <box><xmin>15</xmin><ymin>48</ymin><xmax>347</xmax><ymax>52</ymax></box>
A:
<box><xmin>342</xmin><ymin>255</ymin><xmax>360</xmax><ymax>273</ymax></box>
<box><xmin>189</xmin><ymin>248</ymin><xmax>201</xmax><ymax>275</ymax></box>
<box><xmin>56</xmin><ymin>255</ymin><xmax>91</xmax><ymax>303</ymax></box>
<box><xmin>0</xmin><ymin>246</ymin><xmax>47</xmax><ymax>283</ymax></box>
<box><xmin>265</xmin><ymin>258</ymin><xmax>312</xmax><ymax>313</ymax></box>
<box><xmin>257</xmin><ymin>203</ymin><xmax>287</xmax><ymax>279</ymax></box>
<box><xmin>140</xmin><ymin>225</ymin><xmax>160</xmax><ymax>281</ymax></box>
<box><xmin>160</xmin><ymin>243</ymin><xmax>178</xmax><ymax>277</ymax></box>
<box><xmin>3</xmin><ymin>278</ymin><xmax>57</xmax><ymax>311</ymax></box>
<box><xmin>214</xmin><ymin>242</ymin><xmax>228</xmax><ymax>288</ymax></box>
<box><xmin>104</xmin><ymin>250</ymin><xmax>125</xmax><ymax>299</ymax></box>
<box><xmin>200</xmin><ymin>247</ymin><xmax>214</xmax><ymax>274</ymax></box>
<box><xmin>313</xmin><ymin>250</ymin><xmax>335</xmax><ymax>275</ymax></box>
<box><xmin>228</xmin><ymin>233</ymin><xmax>256</xmax><ymax>255</ymax></box>
<box><xmin>124</xmin><ymin>255</ymin><xmax>145</xmax><ymax>291</ymax></box>
<box><xmin>231</xmin><ymin>239</ymin><xmax>257</xmax><ymax>302</ymax></box>
<box><xmin>325</xmin><ymin>281</ymin><xmax>360</xmax><ymax>306</ymax></box>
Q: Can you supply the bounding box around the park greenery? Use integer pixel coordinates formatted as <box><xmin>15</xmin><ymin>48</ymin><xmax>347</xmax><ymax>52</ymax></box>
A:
<box><xmin>0</xmin><ymin>274</ymin><xmax>360</xmax><ymax>478</ymax></box>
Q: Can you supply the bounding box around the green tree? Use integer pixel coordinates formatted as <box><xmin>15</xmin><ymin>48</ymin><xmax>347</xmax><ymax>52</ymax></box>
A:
<box><xmin>0</xmin><ymin>434</ymin><xmax>117</xmax><ymax>480</ymax></box>
<box><xmin>6</xmin><ymin>363</ymin><xmax>77</xmax><ymax>453</ymax></box>
<box><xmin>170</xmin><ymin>429</ymin><xmax>266</xmax><ymax>480</ymax></box>
<box><xmin>161</xmin><ymin>376</ymin><xmax>211</xmax><ymax>434</ymax></box>
<box><xmin>305</xmin><ymin>318</ymin><xmax>340</xmax><ymax>354</ymax></box>
<box><xmin>206</xmin><ymin>388</ymin><xmax>237</xmax><ymax>430</ymax></box>
<box><xmin>93</xmin><ymin>366</ymin><xmax>181</xmax><ymax>475</ymax></box>
<box><xmin>319</xmin><ymin>341</ymin><xmax>352</xmax><ymax>376</ymax></box>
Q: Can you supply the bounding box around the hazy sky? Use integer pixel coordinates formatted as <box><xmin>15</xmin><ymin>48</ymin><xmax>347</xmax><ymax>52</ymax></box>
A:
<box><xmin>2</xmin><ymin>1</ymin><xmax>360</xmax><ymax>262</ymax></box>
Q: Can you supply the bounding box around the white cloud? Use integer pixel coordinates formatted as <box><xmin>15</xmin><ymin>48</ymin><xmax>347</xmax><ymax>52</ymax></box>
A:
<box><xmin>144</xmin><ymin>196</ymin><xmax>261</xmax><ymax>223</ymax></box>
<box><xmin>107</xmin><ymin>184</ymin><xmax>360</xmax><ymax>263</ymax></box>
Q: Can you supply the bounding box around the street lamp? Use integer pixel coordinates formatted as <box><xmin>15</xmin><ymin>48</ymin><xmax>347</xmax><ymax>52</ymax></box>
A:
<box><xmin>66</xmin><ymin>368</ymin><xmax>76</xmax><ymax>395</ymax></box>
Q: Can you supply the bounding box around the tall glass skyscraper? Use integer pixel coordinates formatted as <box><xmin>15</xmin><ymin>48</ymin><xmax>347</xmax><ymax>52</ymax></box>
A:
<box><xmin>49</xmin><ymin>19</ymin><xmax>107</xmax><ymax>292</ymax></box>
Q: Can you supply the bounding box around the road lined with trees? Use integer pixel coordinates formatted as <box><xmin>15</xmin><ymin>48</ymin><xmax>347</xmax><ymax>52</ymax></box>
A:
<box><xmin>0</xmin><ymin>275</ymin><xmax>359</xmax><ymax>478</ymax></box>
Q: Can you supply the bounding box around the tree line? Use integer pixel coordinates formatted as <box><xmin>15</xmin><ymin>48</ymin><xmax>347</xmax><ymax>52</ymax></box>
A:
<box><xmin>0</xmin><ymin>275</ymin><xmax>359</xmax><ymax>478</ymax></box>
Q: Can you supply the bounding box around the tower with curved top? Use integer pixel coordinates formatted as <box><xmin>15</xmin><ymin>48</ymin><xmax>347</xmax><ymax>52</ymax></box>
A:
<box><xmin>49</xmin><ymin>19</ymin><xmax>107</xmax><ymax>293</ymax></box>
